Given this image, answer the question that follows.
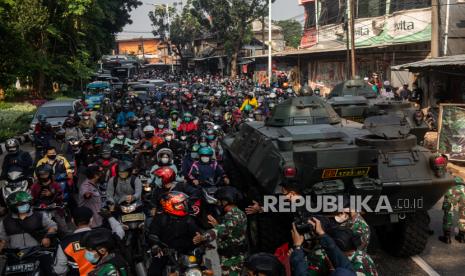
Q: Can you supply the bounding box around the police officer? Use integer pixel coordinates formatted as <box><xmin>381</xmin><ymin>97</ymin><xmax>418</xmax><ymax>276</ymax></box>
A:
<box><xmin>193</xmin><ymin>186</ymin><xmax>248</xmax><ymax>276</ymax></box>
<box><xmin>439</xmin><ymin>176</ymin><xmax>465</xmax><ymax>243</ymax></box>
<box><xmin>80</xmin><ymin>228</ymin><xmax>129</xmax><ymax>276</ymax></box>
<box><xmin>53</xmin><ymin>207</ymin><xmax>124</xmax><ymax>275</ymax></box>
<box><xmin>1</xmin><ymin>138</ymin><xmax>33</xmax><ymax>180</ymax></box>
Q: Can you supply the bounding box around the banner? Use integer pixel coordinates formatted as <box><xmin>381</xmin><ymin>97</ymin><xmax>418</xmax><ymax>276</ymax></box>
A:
<box><xmin>437</xmin><ymin>104</ymin><xmax>465</xmax><ymax>161</ymax></box>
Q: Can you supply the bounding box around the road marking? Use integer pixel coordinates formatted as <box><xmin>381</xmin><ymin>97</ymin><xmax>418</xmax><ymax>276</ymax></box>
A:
<box><xmin>411</xmin><ymin>255</ymin><xmax>440</xmax><ymax>276</ymax></box>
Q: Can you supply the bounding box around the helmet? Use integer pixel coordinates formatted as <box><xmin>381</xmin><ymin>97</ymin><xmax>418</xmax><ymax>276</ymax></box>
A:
<box><xmin>154</xmin><ymin>167</ymin><xmax>176</xmax><ymax>186</ymax></box>
<box><xmin>163</xmin><ymin>129</ymin><xmax>175</xmax><ymax>136</ymax></box>
<box><xmin>35</xmin><ymin>164</ymin><xmax>53</xmax><ymax>181</ymax></box>
<box><xmin>215</xmin><ymin>186</ymin><xmax>242</xmax><ymax>205</ymax></box>
<box><xmin>101</xmin><ymin>145</ymin><xmax>112</xmax><ymax>159</ymax></box>
<box><xmin>117</xmin><ymin>161</ymin><xmax>132</xmax><ymax>172</ymax></box>
<box><xmin>96</xmin><ymin>122</ymin><xmax>107</xmax><ymax>129</ymax></box>
<box><xmin>5</xmin><ymin>138</ymin><xmax>19</xmax><ymax>153</ymax></box>
<box><xmin>244</xmin><ymin>253</ymin><xmax>285</xmax><ymax>276</ymax></box>
<box><xmin>141</xmin><ymin>141</ymin><xmax>153</xmax><ymax>151</ymax></box>
<box><xmin>55</xmin><ymin>128</ymin><xmax>66</xmax><ymax>140</ymax></box>
<box><xmin>170</xmin><ymin>110</ymin><xmax>179</xmax><ymax>117</ymax></box>
<box><xmin>81</xmin><ymin>228</ymin><xmax>116</xmax><ymax>251</ymax></box>
<box><xmin>183</xmin><ymin>112</ymin><xmax>193</xmax><ymax>121</ymax></box>
<box><xmin>38</xmin><ymin>114</ymin><xmax>47</xmax><ymax>123</ymax></box>
<box><xmin>143</xmin><ymin>125</ymin><xmax>155</xmax><ymax>133</ymax></box>
<box><xmin>156</xmin><ymin>148</ymin><xmax>173</xmax><ymax>162</ymax></box>
<box><xmin>93</xmin><ymin>137</ymin><xmax>104</xmax><ymax>146</ymax></box>
<box><xmin>198</xmin><ymin>146</ymin><xmax>214</xmax><ymax>156</ymax></box>
<box><xmin>63</xmin><ymin>118</ymin><xmax>75</xmax><ymax>128</ymax></box>
<box><xmin>6</xmin><ymin>191</ymin><xmax>33</xmax><ymax>213</ymax></box>
<box><xmin>159</xmin><ymin>191</ymin><xmax>189</xmax><ymax>217</ymax></box>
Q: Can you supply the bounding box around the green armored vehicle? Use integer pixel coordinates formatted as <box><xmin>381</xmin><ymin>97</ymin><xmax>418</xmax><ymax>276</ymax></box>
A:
<box><xmin>327</xmin><ymin>79</ymin><xmax>429</xmax><ymax>143</ymax></box>
<box><xmin>222</xmin><ymin>96</ymin><xmax>452</xmax><ymax>256</ymax></box>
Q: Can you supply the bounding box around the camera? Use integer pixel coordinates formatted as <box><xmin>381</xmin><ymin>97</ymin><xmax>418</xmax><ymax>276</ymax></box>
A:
<box><xmin>294</xmin><ymin>213</ymin><xmax>337</xmax><ymax>240</ymax></box>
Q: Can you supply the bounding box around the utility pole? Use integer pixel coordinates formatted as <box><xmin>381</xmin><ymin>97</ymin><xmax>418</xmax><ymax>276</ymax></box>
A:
<box><xmin>431</xmin><ymin>0</ymin><xmax>440</xmax><ymax>57</ymax></box>
<box><xmin>140</xmin><ymin>36</ymin><xmax>145</xmax><ymax>60</ymax></box>
<box><xmin>268</xmin><ymin>0</ymin><xmax>272</xmax><ymax>87</ymax></box>
<box><xmin>349</xmin><ymin>0</ymin><xmax>356</xmax><ymax>78</ymax></box>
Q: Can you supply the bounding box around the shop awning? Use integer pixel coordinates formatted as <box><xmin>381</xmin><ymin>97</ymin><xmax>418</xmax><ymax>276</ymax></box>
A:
<box><xmin>392</xmin><ymin>54</ymin><xmax>465</xmax><ymax>72</ymax></box>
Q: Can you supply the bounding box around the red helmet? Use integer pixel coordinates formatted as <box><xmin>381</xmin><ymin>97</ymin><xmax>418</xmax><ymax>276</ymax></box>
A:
<box><xmin>160</xmin><ymin>192</ymin><xmax>189</xmax><ymax>217</ymax></box>
<box><xmin>154</xmin><ymin>167</ymin><xmax>176</xmax><ymax>186</ymax></box>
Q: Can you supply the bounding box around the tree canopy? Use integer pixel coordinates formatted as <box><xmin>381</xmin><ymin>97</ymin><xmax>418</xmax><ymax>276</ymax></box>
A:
<box><xmin>274</xmin><ymin>19</ymin><xmax>302</xmax><ymax>49</ymax></box>
<box><xmin>0</xmin><ymin>0</ymin><xmax>142</xmax><ymax>95</ymax></box>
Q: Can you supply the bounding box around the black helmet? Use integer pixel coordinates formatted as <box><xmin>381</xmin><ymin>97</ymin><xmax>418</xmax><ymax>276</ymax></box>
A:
<box><xmin>5</xmin><ymin>138</ymin><xmax>20</xmax><ymax>153</ymax></box>
<box><xmin>80</xmin><ymin>228</ymin><xmax>116</xmax><ymax>251</ymax></box>
<box><xmin>101</xmin><ymin>145</ymin><xmax>112</xmax><ymax>158</ymax></box>
<box><xmin>215</xmin><ymin>186</ymin><xmax>242</xmax><ymax>205</ymax></box>
<box><xmin>244</xmin><ymin>253</ymin><xmax>285</xmax><ymax>276</ymax></box>
<box><xmin>117</xmin><ymin>161</ymin><xmax>133</xmax><ymax>173</ymax></box>
<box><xmin>35</xmin><ymin>164</ymin><xmax>53</xmax><ymax>181</ymax></box>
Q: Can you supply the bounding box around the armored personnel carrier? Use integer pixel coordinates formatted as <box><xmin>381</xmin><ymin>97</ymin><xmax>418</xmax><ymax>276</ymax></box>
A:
<box><xmin>327</xmin><ymin>79</ymin><xmax>429</xmax><ymax>143</ymax></box>
<box><xmin>222</xmin><ymin>96</ymin><xmax>452</xmax><ymax>257</ymax></box>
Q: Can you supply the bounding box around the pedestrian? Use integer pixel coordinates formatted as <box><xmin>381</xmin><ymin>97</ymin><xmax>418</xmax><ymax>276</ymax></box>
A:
<box><xmin>78</xmin><ymin>165</ymin><xmax>104</xmax><ymax>228</ymax></box>
<box><xmin>439</xmin><ymin>176</ymin><xmax>465</xmax><ymax>243</ymax></box>
<box><xmin>397</xmin><ymin>83</ymin><xmax>411</xmax><ymax>100</ymax></box>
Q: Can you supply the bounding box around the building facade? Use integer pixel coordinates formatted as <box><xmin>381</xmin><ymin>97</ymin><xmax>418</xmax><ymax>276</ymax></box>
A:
<box><xmin>115</xmin><ymin>38</ymin><xmax>176</xmax><ymax>65</ymax></box>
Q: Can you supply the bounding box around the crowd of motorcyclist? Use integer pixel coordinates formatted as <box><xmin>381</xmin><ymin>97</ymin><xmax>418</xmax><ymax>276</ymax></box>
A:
<box><xmin>0</xmin><ymin>72</ymin><xmax>378</xmax><ymax>276</ymax></box>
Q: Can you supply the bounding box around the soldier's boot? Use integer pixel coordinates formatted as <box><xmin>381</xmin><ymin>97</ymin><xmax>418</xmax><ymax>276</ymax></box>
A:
<box><xmin>439</xmin><ymin>230</ymin><xmax>452</xmax><ymax>244</ymax></box>
<box><xmin>455</xmin><ymin>231</ymin><xmax>465</xmax><ymax>243</ymax></box>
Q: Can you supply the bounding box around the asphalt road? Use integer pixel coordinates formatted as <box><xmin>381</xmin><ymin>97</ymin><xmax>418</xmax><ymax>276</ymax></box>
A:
<box><xmin>1</xmin><ymin>142</ymin><xmax>464</xmax><ymax>275</ymax></box>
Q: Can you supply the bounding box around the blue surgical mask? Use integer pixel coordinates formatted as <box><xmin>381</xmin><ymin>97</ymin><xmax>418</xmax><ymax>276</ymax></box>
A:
<box><xmin>84</xmin><ymin>250</ymin><xmax>100</xmax><ymax>264</ymax></box>
<box><xmin>17</xmin><ymin>204</ymin><xmax>30</xmax><ymax>214</ymax></box>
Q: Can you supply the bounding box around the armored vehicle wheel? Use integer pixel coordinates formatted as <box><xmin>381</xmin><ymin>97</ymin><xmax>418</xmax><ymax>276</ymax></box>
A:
<box><xmin>377</xmin><ymin>211</ymin><xmax>430</xmax><ymax>257</ymax></box>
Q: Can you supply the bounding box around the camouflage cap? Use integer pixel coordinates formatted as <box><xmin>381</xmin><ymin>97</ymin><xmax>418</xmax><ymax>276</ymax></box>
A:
<box><xmin>455</xmin><ymin>176</ymin><xmax>464</xmax><ymax>184</ymax></box>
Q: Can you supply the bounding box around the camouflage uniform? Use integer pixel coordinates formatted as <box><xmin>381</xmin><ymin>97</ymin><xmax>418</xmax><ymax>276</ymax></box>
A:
<box><xmin>342</xmin><ymin>213</ymin><xmax>371</xmax><ymax>251</ymax></box>
<box><xmin>206</xmin><ymin>206</ymin><xmax>248</xmax><ymax>276</ymax></box>
<box><xmin>349</xmin><ymin>250</ymin><xmax>378</xmax><ymax>276</ymax></box>
<box><xmin>305</xmin><ymin>246</ymin><xmax>329</xmax><ymax>275</ymax></box>
<box><xmin>442</xmin><ymin>178</ymin><xmax>465</xmax><ymax>234</ymax></box>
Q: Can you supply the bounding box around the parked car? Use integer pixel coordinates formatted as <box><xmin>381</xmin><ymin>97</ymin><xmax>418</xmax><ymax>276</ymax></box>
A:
<box><xmin>29</xmin><ymin>99</ymin><xmax>83</xmax><ymax>131</ymax></box>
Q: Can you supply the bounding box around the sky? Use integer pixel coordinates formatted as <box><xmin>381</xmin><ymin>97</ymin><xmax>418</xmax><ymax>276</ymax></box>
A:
<box><xmin>119</xmin><ymin>0</ymin><xmax>304</xmax><ymax>39</ymax></box>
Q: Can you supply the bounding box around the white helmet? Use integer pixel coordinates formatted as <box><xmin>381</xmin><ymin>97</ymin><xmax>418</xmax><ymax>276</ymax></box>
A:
<box><xmin>143</xmin><ymin>125</ymin><xmax>155</xmax><ymax>132</ymax></box>
<box><xmin>269</xmin><ymin>92</ymin><xmax>277</xmax><ymax>99</ymax></box>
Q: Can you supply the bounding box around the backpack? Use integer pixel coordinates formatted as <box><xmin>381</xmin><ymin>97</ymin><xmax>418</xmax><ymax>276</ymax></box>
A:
<box><xmin>112</xmin><ymin>175</ymin><xmax>137</xmax><ymax>192</ymax></box>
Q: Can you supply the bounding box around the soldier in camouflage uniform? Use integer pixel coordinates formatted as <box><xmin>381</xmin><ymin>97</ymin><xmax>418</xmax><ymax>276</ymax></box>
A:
<box><xmin>348</xmin><ymin>250</ymin><xmax>378</xmax><ymax>276</ymax></box>
<box><xmin>193</xmin><ymin>186</ymin><xmax>247</xmax><ymax>276</ymax></box>
<box><xmin>341</xmin><ymin>211</ymin><xmax>371</xmax><ymax>252</ymax></box>
<box><xmin>439</xmin><ymin>176</ymin><xmax>465</xmax><ymax>243</ymax></box>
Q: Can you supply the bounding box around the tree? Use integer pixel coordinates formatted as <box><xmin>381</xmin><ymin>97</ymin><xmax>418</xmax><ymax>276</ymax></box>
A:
<box><xmin>149</xmin><ymin>0</ymin><xmax>203</xmax><ymax>69</ymax></box>
<box><xmin>192</xmin><ymin>0</ymin><xmax>274</xmax><ymax>78</ymax></box>
<box><xmin>274</xmin><ymin>19</ymin><xmax>302</xmax><ymax>49</ymax></box>
<box><xmin>0</xmin><ymin>0</ymin><xmax>142</xmax><ymax>96</ymax></box>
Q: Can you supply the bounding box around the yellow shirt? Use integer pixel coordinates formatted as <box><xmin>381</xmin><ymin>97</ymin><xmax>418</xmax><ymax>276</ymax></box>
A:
<box><xmin>36</xmin><ymin>155</ymin><xmax>72</xmax><ymax>176</ymax></box>
<box><xmin>240</xmin><ymin>98</ymin><xmax>258</xmax><ymax>111</ymax></box>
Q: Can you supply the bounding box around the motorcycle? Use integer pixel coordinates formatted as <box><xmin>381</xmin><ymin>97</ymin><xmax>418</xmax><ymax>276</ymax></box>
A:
<box><xmin>149</xmin><ymin>235</ymin><xmax>212</xmax><ymax>276</ymax></box>
<box><xmin>117</xmin><ymin>200</ymin><xmax>147</xmax><ymax>276</ymax></box>
<box><xmin>3</xmin><ymin>246</ymin><xmax>55</xmax><ymax>275</ymax></box>
<box><xmin>1</xmin><ymin>169</ymin><xmax>30</xmax><ymax>204</ymax></box>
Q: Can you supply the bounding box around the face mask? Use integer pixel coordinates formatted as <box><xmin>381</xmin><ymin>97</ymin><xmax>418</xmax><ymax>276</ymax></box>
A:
<box><xmin>84</xmin><ymin>250</ymin><xmax>100</xmax><ymax>264</ymax></box>
<box><xmin>17</xmin><ymin>203</ymin><xmax>30</xmax><ymax>214</ymax></box>
<box><xmin>83</xmin><ymin>116</ymin><xmax>90</xmax><ymax>120</ymax></box>
<box><xmin>201</xmin><ymin>156</ymin><xmax>210</xmax><ymax>163</ymax></box>
<box><xmin>145</xmin><ymin>117</ymin><xmax>151</xmax><ymax>121</ymax></box>
<box><xmin>118</xmin><ymin>172</ymin><xmax>129</xmax><ymax>179</ymax></box>
<box><xmin>207</xmin><ymin>135</ymin><xmax>215</xmax><ymax>141</ymax></box>
<box><xmin>165</xmin><ymin>136</ymin><xmax>172</xmax><ymax>142</ymax></box>
<box><xmin>161</xmin><ymin>157</ymin><xmax>170</xmax><ymax>164</ymax></box>
<box><xmin>145</xmin><ymin>133</ymin><xmax>154</xmax><ymax>138</ymax></box>
<box><xmin>200</xmin><ymin>142</ymin><xmax>207</xmax><ymax>147</ymax></box>
<box><xmin>117</xmin><ymin>135</ymin><xmax>124</xmax><ymax>140</ymax></box>
<box><xmin>102</xmin><ymin>153</ymin><xmax>111</xmax><ymax>159</ymax></box>
<box><xmin>47</xmin><ymin>155</ymin><xmax>57</xmax><ymax>160</ymax></box>
<box><xmin>184</xmin><ymin>117</ymin><xmax>191</xmax><ymax>122</ymax></box>
<box><xmin>191</xmin><ymin>152</ymin><xmax>199</xmax><ymax>159</ymax></box>
<box><xmin>158</xmin><ymin>124</ymin><xmax>164</xmax><ymax>129</ymax></box>
<box><xmin>334</xmin><ymin>213</ymin><xmax>349</xmax><ymax>224</ymax></box>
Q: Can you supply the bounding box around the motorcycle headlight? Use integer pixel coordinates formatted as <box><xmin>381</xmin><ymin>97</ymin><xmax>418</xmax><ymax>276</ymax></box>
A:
<box><xmin>185</xmin><ymin>268</ymin><xmax>202</xmax><ymax>276</ymax></box>
<box><xmin>121</xmin><ymin>203</ymin><xmax>137</xmax><ymax>213</ymax></box>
